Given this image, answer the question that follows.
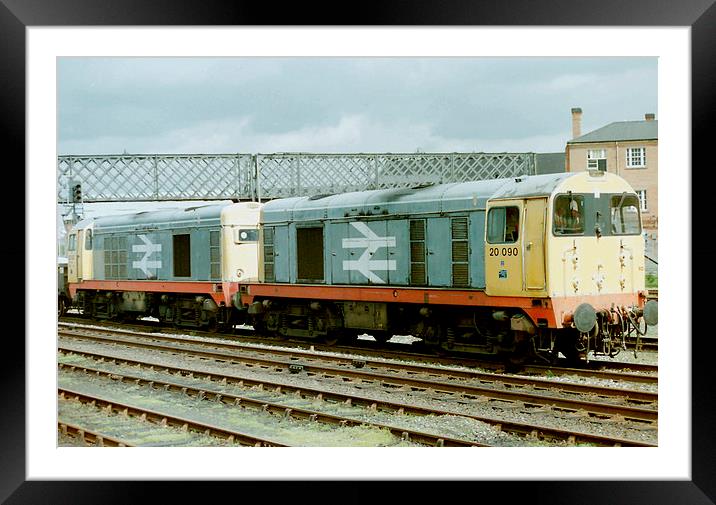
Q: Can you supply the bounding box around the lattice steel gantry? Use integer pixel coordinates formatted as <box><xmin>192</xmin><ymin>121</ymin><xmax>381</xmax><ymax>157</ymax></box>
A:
<box><xmin>57</xmin><ymin>153</ymin><xmax>535</xmax><ymax>204</ymax></box>
<box><xmin>57</xmin><ymin>152</ymin><xmax>537</xmax><ymax>204</ymax></box>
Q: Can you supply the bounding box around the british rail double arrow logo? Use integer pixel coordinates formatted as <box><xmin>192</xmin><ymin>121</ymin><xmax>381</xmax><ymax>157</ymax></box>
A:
<box><xmin>132</xmin><ymin>234</ymin><xmax>162</xmax><ymax>277</ymax></box>
<box><xmin>342</xmin><ymin>222</ymin><xmax>396</xmax><ymax>284</ymax></box>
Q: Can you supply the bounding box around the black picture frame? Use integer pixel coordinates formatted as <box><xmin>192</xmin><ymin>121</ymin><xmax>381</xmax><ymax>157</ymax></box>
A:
<box><xmin>4</xmin><ymin>1</ymin><xmax>709</xmax><ymax>503</ymax></box>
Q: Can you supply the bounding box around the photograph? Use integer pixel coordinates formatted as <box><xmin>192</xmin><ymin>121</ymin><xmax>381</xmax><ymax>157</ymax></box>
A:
<box><xmin>55</xmin><ymin>56</ymin><xmax>661</xmax><ymax>451</ymax></box>
<box><xmin>8</xmin><ymin>12</ymin><xmax>708</xmax><ymax>504</ymax></box>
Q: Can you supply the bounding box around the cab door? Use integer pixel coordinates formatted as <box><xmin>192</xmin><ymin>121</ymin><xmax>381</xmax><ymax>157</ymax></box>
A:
<box><xmin>523</xmin><ymin>198</ymin><xmax>547</xmax><ymax>292</ymax></box>
<box><xmin>67</xmin><ymin>231</ymin><xmax>80</xmax><ymax>283</ymax></box>
<box><xmin>81</xmin><ymin>228</ymin><xmax>94</xmax><ymax>280</ymax></box>
<box><xmin>484</xmin><ymin>202</ymin><xmax>523</xmax><ymax>296</ymax></box>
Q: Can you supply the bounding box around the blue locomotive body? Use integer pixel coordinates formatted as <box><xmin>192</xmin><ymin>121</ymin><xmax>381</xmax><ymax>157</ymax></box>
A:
<box><xmin>261</xmin><ymin>180</ymin><xmax>512</xmax><ymax>289</ymax></box>
<box><xmin>90</xmin><ymin>204</ymin><xmax>227</xmax><ymax>282</ymax></box>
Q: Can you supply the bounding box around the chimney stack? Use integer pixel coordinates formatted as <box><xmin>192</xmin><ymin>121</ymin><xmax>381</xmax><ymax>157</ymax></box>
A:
<box><xmin>645</xmin><ymin>113</ymin><xmax>655</xmax><ymax>121</ymax></box>
<box><xmin>571</xmin><ymin>108</ymin><xmax>582</xmax><ymax>139</ymax></box>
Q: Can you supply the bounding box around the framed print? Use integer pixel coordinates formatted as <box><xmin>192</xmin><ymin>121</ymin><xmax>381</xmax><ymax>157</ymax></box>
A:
<box><xmin>5</xmin><ymin>0</ymin><xmax>711</xmax><ymax>503</ymax></box>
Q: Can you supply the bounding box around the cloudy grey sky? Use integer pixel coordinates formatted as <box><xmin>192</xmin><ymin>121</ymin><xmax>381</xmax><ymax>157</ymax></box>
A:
<box><xmin>58</xmin><ymin>57</ymin><xmax>657</xmax><ymax>155</ymax></box>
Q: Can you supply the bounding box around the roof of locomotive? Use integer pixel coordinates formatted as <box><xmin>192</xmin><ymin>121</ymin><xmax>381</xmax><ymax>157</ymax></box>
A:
<box><xmin>90</xmin><ymin>202</ymin><xmax>232</xmax><ymax>232</ymax></box>
<box><xmin>490</xmin><ymin>172</ymin><xmax>574</xmax><ymax>199</ymax></box>
<box><xmin>261</xmin><ymin>172</ymin><xmax>577</xmax><ymax>223</ymax></box>
<box><xmin>71</xmin><ymin>217</ymin><xmax>95</xmax><ymax>230</ymax></box>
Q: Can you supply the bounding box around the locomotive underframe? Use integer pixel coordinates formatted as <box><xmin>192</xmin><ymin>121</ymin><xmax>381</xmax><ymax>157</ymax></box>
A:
<box><xmin>248</xmin><ymin>294</ymin><xmax>652</xmax><ymax>364</ymax></box>
<box><xmin>249</xmin><ymin>296</ymin><xmax>555</xmax><ymax>357</ymax></box>
<box><xmin>72</xmin><ymin>289</ymin><xmax>231</xmax><ymax>330</ymax></box>
<box><xmin>67</xmin><ymin>284</ymin><xmax>653</xmax><ymax>364</ymax></box>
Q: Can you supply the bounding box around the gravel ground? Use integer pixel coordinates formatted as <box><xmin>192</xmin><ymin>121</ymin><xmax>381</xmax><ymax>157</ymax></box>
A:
<box><xmin>266</xmin><ymin>342</ymin><xmax>656</xmax><ymax>399</ymax></box>
<box><xmin>58</xmin><ymin>337</ymin><xmax>658</xmax><ymax>446</ymax></box>
<box><xmin>61</xmin><ymin>326</ymin><xmax>659</xmax><ymax>400</ymax></box>
<box><xmin>59</xmin><ymin>397</ymin><xmax>241</xmax><ymax>447</ymax></box>
<box><xmin>135</xmin><ymin>337</ymin><xmax>659</xmax><ymax>406</ymax></box>
<box><xmin>58</xmin><ymin>368</ymin><xmax>420</xmax><ymax>447</ymax></box>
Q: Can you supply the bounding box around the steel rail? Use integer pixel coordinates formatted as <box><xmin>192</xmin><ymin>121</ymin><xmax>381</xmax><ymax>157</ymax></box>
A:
<box><xmin>59</xmin><ymin>330</ymin><xmax>658</xmax><ymax>423</ymax></box>
<box><xmin>58</xmin><ymin>325</ymin><xmax>658</xmax><ymax>399</ymax></box>
<box><xmin>59</xmin><ymin>347</ymin><xmax>656</xmax><ymax>447</ymax></box>
<box><xmin>58</xmin><ymin>387</ymin><xmax>288</xmax><ymax>447</ymax></box>
<box><xmin>624</xmin><ymin>337</ymin><xmax>658</xmax><ymax>352</ymax></box>
<box><xmin>59</xmin><ymin>359</ymin><xmax>488</xmax><ymax>447</ymax></box>
<box><xmin>58</xmin><ymin>420</ymin><xmax>135</xmax><ymax>447</ymax></box>
<box><xmin>59</xmin><ymin>319</ymin><xmax>659</xmax><ymax>379</ymax></box>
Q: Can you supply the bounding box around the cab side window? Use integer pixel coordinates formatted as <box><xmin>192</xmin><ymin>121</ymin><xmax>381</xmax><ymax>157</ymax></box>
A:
<box><xmin>487</xmin><ymin>206</ymin><xmax>519</xmax><ymax>243</ymax></box>
<box><xmin>553</xmin><ymin>195</ymin><xmax>585</xmax><ymax>235</ymax></box>
<box><xmin>68</xmin><ymin>233</ymin><xmax>77</xmax><ymax>252</ymax></box>
<box><xmin>84</xmin><ymin>230</ymin><xmax>93</xmax><ymax>250</ymax></box>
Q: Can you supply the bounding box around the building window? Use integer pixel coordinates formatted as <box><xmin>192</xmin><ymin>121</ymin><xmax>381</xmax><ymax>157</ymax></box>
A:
<box><xmin>626</xmin><ymin>147</ymin><xmax>646</xmax><ymax>168</ymax></box>
<box><xmin>587</xmin><ymin>149</ymin><xmax>607</xmax><ymax>171</ymax></box>
<box><xmin>636</xmin><ymin>189</ymin><xmax>648</xmax><ymax>211</ymax></box>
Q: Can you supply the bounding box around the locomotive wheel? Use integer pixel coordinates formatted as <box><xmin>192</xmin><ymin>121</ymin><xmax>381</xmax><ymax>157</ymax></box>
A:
<box><xmin>323</xmin><ymin>329</ymin><xmax>344</xmax><ymax>346</ymax></box>
<box><xmin>252</xmin><ymin>320</ymin><xmax>267</xmax><ymax>336</ymax></box>
<box><xmin>505</xmin><ymin>334</ymin><xmax>530</xmax><ymax>370</ymax></box>
<box><xmin>555</xmin><ymin>330</ymin><xmax>582</xmax><ymax>366</ymax></box>
<box><xmin>206</xmin><ymin>316</ymin><xmax>219</xmax><ymax>333</ymax></box>
<box><xmin>108</xmin><ymin>301</ymin><xmax>119</xmax><ymax>321</ymax></box>
<box><xmin>275</xmin><ymin>328</ymin><xmax>290</xmax><ymax>341</ymax></box>
<box><xmin>372</xmin><ymin>332</ymin><xmax>390</xmax><ymax>344</ymax></box>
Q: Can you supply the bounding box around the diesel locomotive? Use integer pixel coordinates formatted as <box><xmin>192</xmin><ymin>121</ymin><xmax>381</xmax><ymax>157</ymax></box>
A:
<box><xmin>60</xmin><ymin>170</ymin><xmax>657</xmax><ymax>364</ymax></box>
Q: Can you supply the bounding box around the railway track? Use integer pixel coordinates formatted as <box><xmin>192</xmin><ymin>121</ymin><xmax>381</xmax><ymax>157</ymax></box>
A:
<box><xmin>59</xmin><ymin>325</ymin><xmax>658</xmax><ymax>424</ymax></box>
<box><xmin>59</xmin><ymin>325</ymin><xmax>657</xmax><ymax>398</ymax></box>
<box><xmin>59</xmin><ymin>347</ymin><xmax>655</xmax><ymax>447</ymax></box>
<box><xmin>59</xmin><ymin>388</ymin><xmax>288</xmax><ymax>447</ymax></box>
<box><xmin>62</xmin><ymin>314</ymin><xmax>660</xmax><ymax>371</ymax></box>
<box><xmin>59</xmin><ymin>320</ymin><xmax>658</xmax><ymax>381</ymax></box>
<box><xmin>59</xmin><ymin>359</ymin><xmax>488</xmax><ymax>447</ymax></box>
<box><xmin>58</xmin><ymin>421</ymin><xmax>135</xmax><ymax>447</ymax></box>
<box><xmin>623</xmin><ymin>336</ymin><xmax>658</xmax><ymax>352</ymax></box>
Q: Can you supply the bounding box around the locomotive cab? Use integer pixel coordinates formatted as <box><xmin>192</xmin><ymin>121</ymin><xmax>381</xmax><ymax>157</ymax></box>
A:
<box><xmin>66</xmin><ymin>218</ymin><xmax>95</xmax><ymax>284</ymax></box>
<box><xmin>482</xmin><ymin>171</ymin><xmax>656</xmax><ymax>361</ymax></box>
<box><xmin>220</xmin><ymin>202</ymin><xmax>262</xmax><ymax>283</ymax></box>
<box><xmin>485</xmin><ymin>171</ymin><xmax>648</xmax><ymax>310</ymax></box>
<box><xmin>546</xmin><ymin>171</ymin><xmax>646</xmax><ymax>310</ymax></box>
<box><xmin>484</xmin><ymin>197</ymin><xmax>548</xmax><ymax>298</ymax></box>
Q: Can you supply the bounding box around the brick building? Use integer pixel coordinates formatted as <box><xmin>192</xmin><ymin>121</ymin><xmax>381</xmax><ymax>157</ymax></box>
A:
<box><xmin>565</xmin><ymin>108</ymin><xmax>658</xmax><ymax>238</ymax></box>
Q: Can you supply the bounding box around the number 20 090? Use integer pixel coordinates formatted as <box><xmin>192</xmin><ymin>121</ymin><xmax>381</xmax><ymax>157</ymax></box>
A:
<box><xmin>489</xmin><ymin>247</ymin><xmax>519</xmax><ymax>257</ymax></box>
